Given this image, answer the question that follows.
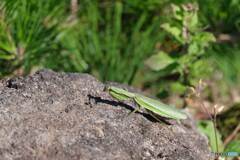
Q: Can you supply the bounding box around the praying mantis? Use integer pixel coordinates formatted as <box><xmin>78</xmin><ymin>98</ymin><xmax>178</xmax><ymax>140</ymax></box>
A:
<box><xmin>105</xmin><ymin>86</ymin><xmax>187</xmax><ymax>120</ymax></box>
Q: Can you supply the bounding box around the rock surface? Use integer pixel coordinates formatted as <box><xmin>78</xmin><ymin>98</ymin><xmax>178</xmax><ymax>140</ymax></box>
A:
<box><xmin>0</xmin><ymin>70</ymin><xmax>213</xmax><ymax>160</ymax></box>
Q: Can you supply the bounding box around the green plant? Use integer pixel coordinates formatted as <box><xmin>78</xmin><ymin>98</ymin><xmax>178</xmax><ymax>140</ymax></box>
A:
<box><xmin>197</xmin><ymin>0</ymin><xmax>240</xmax><ymax>33</ymax></box>
<box><xmin>144</xmin><ymin>3</ymin><xmax>215</xmax><ymax>95</ymax></box>
<box><xmin>191</xmin><ymin>80</ymin><xmax>240</xmax><ymax>159</ymax></box>
<box><xmin>188</xmin><ymin>80</ymin><xmax>223</xmax><ymax>155</ymax></box>
<box><xmin>75</xmin><ymin>0</ymin><xmax>163</xmax><ymax>84</ymax></box>
<box><xmin>197</xmin><ymin>120</ymin><xmax>224</xmax><ymax>153</ymax></box>
<box><xmin>0</xmin><ymin>0</ymin><xmax>167</xmax><ymax>84</ymax></box>
<box><xmin>210</xmin><ymin>44</ymin><xmax>240</xmax><ymax>84</ymax></box>
<box><xmin>0</xmin><ymin>0</ymin><xmax>87</xmax><ymax>76</ymax></box>
<box><xmin>225</xmin><ymin>140</ymin><xmax>240</xmax><ymax>153</ymax></box>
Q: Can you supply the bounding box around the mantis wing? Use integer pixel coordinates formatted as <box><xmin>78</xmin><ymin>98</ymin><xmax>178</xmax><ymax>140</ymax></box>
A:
<box><xmin>134</xmin><ymin>94</ymin><xmax>187</xmax><ymax>120</ymax></box>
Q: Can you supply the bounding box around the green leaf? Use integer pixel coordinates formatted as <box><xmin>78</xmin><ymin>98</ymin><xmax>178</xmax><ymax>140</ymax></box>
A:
<box><xmin>187</xmin><ymin>12</ymin><xmax>199</xmax><ymax>31</ymax></box>
<box><xmin>188</xmin><ymin>32</ymin><xmax>216</xmax><ymax>55</ymax></box>
<box><xmin>171</xmin><ymin>4</ymin><xmax>182</xmax><ymax>20</ymax></box>
<box><xmin>170</xmin><ymin>82</ymin><xmax>187</xmax><ymax>94</ymax></box>
<box><xmin>161</xmin><ymin>23</ymin><xmax>184</xmax><ymax>43</ymax></box>
<box><xmin>197</xmin><ymin>120</ymin><xmax>224</xmax><ymax>152</ymax></box>
<box><xmin>0</xmin><ymin>53</ymin><xmax>15</xmax><ymax>60</ymax></box>
<box><xmin>182</xmin><ymin>3</ymin><xmax>199</xmax><ymax>31</ymax></box>
<box><xmin>225</xmin><ymin>140</ymin><xmax>240</xmax><ymax>152</ymax></box>
<box><xmin>192</xmin><ymin>32</ymin><xmax>216</xmax><ymax>44</ymax></box>
<box><xmin>145</xmin><ymin>51</ymin><xmax>176</xmax><ymax>71</ymax></box>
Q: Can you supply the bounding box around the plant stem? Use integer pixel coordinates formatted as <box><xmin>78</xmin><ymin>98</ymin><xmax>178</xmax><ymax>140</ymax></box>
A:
<box><xmin>223</xmin><ymin>123</ymin><xmax>240</xmax><ymax>147</ymax></box>
<box><xmin>197</xmin><ymin>96</ymin><xmax>219</xmax><ymax>159</ymax></box>
<box><xmin>213</xmin><ymin>109</ymin><xmax>219</xmax><ymax>153</ymax></box>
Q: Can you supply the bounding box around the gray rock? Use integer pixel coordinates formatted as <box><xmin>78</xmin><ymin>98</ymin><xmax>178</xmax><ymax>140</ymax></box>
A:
<box><xmin>0</xmin><ymin>70</ymin><xmax>213</xmax><ymax>160</ymax></box>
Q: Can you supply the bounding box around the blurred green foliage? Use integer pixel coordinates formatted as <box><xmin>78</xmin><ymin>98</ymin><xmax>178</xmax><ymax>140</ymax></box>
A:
<box><xmin>197</xmin><ymin>120</ymin><xmax>224</xmax><ymax>152</ymax></box>
<box><xmin>144</xmin><ymin>3</ymin><xmax>215</xmax><ymax>96</ymax></box>
<box><xmin>0</xmin><ymin>0</ymin><xmax>166</xmax><ymax>84</ymax></box>
<box><xmin>225</xmin><ymin>140</ymin><xmax>240</xmax><ymax>153</ymax></box>
<box><xmin>0</xmin><ymin>0</ymin><xmax>240</xmax><ymax>87</ymax></box>
<box><xmin>0</xmin><ymin>0</ymin><xmax>240</xmax><ymax>152</ymax></box>
<box><xmin>0</xmin><ymin>0</ymin><xmax>75</xmax><ymax>75</ymax></box>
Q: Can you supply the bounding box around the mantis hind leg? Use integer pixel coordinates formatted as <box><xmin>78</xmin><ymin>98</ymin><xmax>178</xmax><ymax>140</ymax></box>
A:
<box><xmin>147</xmin><ymin>111</ymin><xmax>172</xmax><ymax>124</ymax></box>
<box><xmin>126</xmin><ymin>103</ymin><xmax>166</xmax><ymax>124</ymax></box>
<box><xmin>147</xmin><ymin>111</ymin><xmax>163</xmax><ymax>123</ymax></box>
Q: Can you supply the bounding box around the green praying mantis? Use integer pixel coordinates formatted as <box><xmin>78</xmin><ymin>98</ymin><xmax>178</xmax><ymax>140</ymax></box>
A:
<box><xmin>105</xmin><ymin>86</ymin><xmax>187</xmax><ymax>120</ymax></box>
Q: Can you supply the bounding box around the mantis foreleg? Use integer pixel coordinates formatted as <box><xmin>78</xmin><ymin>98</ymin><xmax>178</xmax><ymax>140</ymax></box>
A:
<box><xmin>128</xmin><ymin>104</ymin><xmax>141</xmax><ymax>117</ymax></box>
